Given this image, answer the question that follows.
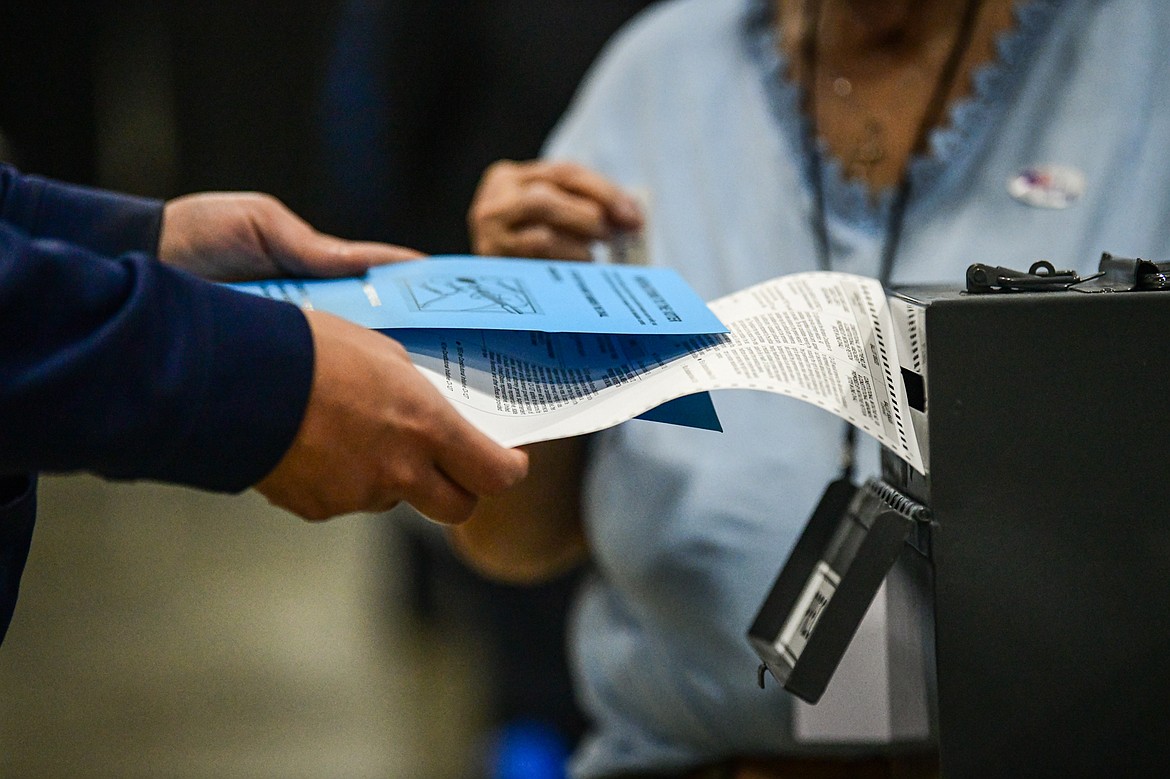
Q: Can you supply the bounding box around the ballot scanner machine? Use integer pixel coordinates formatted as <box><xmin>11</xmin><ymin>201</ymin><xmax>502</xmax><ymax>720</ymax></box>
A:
<box><xmin>750</xmin><ymin>258</ymin><xmax>1170</xmax><ymax>776</ymax></box>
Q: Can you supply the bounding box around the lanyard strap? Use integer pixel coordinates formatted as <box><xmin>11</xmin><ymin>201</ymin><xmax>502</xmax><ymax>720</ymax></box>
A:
<box><xmin>796</xmin><ymin>0</ymin><xmax>985</xmax><ymax>477</ymax></box>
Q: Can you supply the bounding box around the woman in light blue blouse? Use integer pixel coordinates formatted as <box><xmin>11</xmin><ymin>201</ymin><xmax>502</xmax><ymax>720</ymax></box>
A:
<box><xmin>453</xmin><ymin>1</ymin><xmax>1170</xmax><ymax>777</ymax></box>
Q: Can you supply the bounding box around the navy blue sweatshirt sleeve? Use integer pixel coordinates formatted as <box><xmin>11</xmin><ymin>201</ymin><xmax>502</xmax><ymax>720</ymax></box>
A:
<box><xmin>1</xmin><ymin>164</ymin><xmax>315</xmax><ymax>644</ymax></box>
<box><xmin>0</xmin><ymin>222</ymin><xmax>314</xmax><ymax>489</ymax></box>
<box><xmin>0</xmin><ymin>163</ymin><xmax>163</xmax><ymax>259</ymax></box>
<box><xmin>0</xmin><ymin>163</ymin><xmax>314</xmax><ymax>490</ymax></box>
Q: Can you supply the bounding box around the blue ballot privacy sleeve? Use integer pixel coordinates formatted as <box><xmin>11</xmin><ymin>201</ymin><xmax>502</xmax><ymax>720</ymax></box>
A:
<box><xmin>229</xmin><ymin>256</ymin><xmax>729</xmax><ymax>335</ymax></box>
<box><xmin>230</xmin><ymin>256</ymin><xmax>727</xmax><ymax>433</ymax></box>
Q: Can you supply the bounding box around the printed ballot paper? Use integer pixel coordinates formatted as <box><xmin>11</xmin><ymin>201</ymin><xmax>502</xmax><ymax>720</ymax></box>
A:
<box><xmin>231</xmin><ymin>258</ymin><xmax>924</xmax><ymax>474</ymax></box>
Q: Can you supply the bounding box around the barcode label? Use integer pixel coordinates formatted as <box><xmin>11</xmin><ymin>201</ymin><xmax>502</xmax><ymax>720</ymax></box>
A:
<box><xmin>775</xmin><ymin>561</ymin><xmax>840</xmax><ymax>665</ymax></box>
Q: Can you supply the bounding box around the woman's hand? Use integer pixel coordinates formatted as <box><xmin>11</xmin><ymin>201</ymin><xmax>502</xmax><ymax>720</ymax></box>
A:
<box><xmin>159</xmin><ymin>191</ymin><xmax>423</xmax><ymax>282</ymax></box>
<box><xmin>469</xmin><ymin>159</ymin><xmax>643</xmax><ymax>260</ymax></box>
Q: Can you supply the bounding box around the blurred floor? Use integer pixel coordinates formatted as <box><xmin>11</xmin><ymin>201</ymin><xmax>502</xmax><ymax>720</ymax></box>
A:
<box><xmin>0</xmin><ymin>476</ymin><xmax>489</xmax><ymax>778</ymax></box>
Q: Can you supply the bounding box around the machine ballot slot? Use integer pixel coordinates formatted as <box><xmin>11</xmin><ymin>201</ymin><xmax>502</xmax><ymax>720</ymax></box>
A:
<box><xmin>900</xmin><ymin>368</ymin><xmax>925</xmax><ymax>413</ymax></box>
<box><xmin>748</xmin><ymin>478</ymin><xmax>931</xmax><ymax>705</ymax></box>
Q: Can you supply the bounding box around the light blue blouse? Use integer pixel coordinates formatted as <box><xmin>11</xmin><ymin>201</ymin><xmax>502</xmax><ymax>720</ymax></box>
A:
<box><xmin>543</xmin><ymin>1</ymin><xmax>1170</xmax><ymax>775</ymax></box>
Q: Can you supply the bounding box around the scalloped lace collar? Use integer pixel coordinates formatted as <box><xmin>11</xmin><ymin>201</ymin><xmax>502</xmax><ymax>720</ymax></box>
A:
<box><xmin>742</xmin><ymin>0</ymin><xmax>1061</xmax><ymax>231</ymax></box>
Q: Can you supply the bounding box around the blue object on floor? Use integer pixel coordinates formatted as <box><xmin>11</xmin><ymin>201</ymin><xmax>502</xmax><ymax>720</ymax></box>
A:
<box><xmin>489</xmin><ymin>719</ymin><xmax>570</xmax><ymax>779</ymax></box>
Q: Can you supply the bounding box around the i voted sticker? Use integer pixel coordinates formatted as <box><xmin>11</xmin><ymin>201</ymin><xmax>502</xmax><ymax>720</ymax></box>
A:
<box><xmin>1008</xmin><ymin>165</ymin><xmax>1085</xmax><ymax>209</ymax></box>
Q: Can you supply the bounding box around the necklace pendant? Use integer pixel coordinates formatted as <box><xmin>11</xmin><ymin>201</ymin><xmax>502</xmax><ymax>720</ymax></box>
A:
<box><xmin>831</xmin><ymin>76</ymin><xmax>853</xmax><ymax>97</ymax></box>
<box><xmin>847</xmin><ymin>119</ymin><xmax>886</xmax><ymax>180</ymax></box>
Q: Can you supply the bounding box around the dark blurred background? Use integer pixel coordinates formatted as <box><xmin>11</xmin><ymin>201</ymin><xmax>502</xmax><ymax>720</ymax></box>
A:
<box><xmin>0</xmin><ymin>0</ymin><xmax>339</xmax><ymax>205</ymax></box>
<box><xmin>0</xmin><ymin>1</ymin><xmax>656</xmax><ymax>777</ymax></box>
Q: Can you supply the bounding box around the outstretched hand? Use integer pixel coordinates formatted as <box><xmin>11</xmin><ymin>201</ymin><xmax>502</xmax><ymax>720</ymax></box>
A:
<box><xmin>159</xmin><ymin>191</ymin><xmax>423</xmax><ymax>281</ymax></box>
<box><xmin>159</xmin><ymin>191</ymin><xmax>528</xmax><ymax>523</ymax></box>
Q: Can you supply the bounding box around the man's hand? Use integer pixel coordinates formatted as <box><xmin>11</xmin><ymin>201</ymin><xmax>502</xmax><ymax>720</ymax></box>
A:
<box><xmin>469</xmin><ymin>160</ymin><xmax>643</xmax><ymax>260</ymax></box>
<box><xmin>159</xmin><ymin>192</ymin><xmax>525</xmax><ymax>523</ymax></box>
<box><xmin>255</xmin><ymin>311</ymin><xmax>529</xmax><ymax>523</ymax></box>
<box><xmin>159</xmin><ymin>192</ymin><xmax>422</xmax><ymax>281</ymax></box>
